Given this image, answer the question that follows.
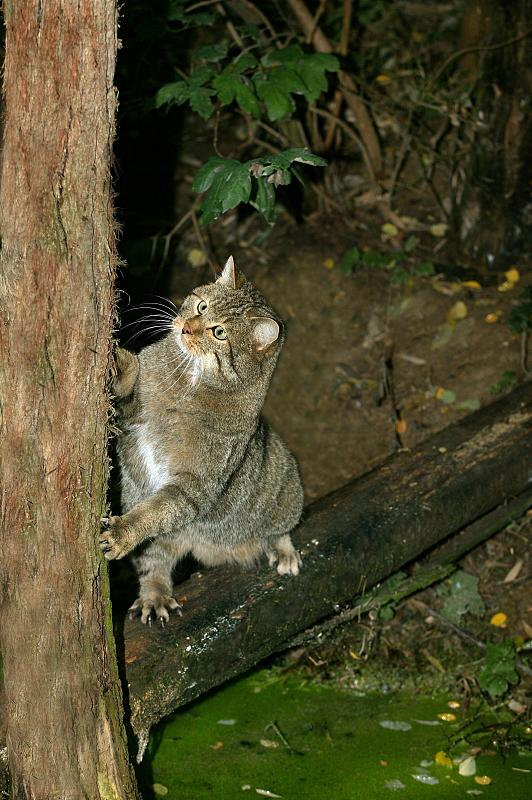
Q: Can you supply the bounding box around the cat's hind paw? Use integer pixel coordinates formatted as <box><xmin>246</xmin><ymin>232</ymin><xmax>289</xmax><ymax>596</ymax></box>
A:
<box><xmin>128</xmin><ymin>594</ymin><xmax>182</xmax><ymax>626</ymax></box>
<box><xmin>267</xmin><ymin>534</ymin><xmax>302</xmax><ymax>577</ymax></box>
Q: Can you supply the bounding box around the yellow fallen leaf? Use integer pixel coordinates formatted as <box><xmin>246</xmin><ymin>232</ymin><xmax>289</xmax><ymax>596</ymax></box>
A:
<box><xmin>395</xmin><ymin>418</ymin><xmax>407</xmax><ymax>435</ymax></box>
<box><xmin>376</xmin><ymin>74</ymin><xmax>393</xmax><ymax>85</ymax></box>
<box><xmin>430</xmin><ymin>223</ymin><xmax>448</xmax><ymax>238</ymax></box>
<box><xmin>463</xmin><ymin>280</ymin><xmax>481</xmax><ymax>289</ymax></box>
<box><xmin>447</xmin><ymin>700</ymin><xmax>461</xmax><ymax>709</ymax></box>
<box><xmin>490</xmin><ymin>612</ymin><xmax>508</xmax><ymax>628</ymax></box>
<box><xmin>435</xmin><ymin>751</ymin><xmax>453</xmax><ymax>767</ymax></box>
<box><xmin>475</xmin><ymin>775</ymin><xmax>492</xmax><ymax>786</ymax></box>
<box><xmin>485</xmin><ymin>312</ymin><xmax>500</xmax><ymax>323</ymax></box>
<box><xmin>210</xmin><ymin>741</ymin><xmax>224</xmax><ymax>750</ymax></box>
<box><xmin>505</xmin><ymin>267</ymin><xmax>520</xmax><ymax>283</ymax></box>
<box><xmin>187</xmin><ymin>247</ymin><xmax>208</xmax><ymax>268</ymax></box>
<box><xmin>435</xmin><ymin>387</ymin><xmax>446</xmax><ymax>400</ymax></box>
<box><xmin>498</xmin><ymin>280</ymin><xmax>515</xmax><ymax>292</ymax></box>
<box><xmin>382</xmin><ymin>222</ymin><xmax>399</xmax><ymax>237</ymax></box>
<box><xmin>152</xmin><ymin>785</ymin><xmax>168</xmax><ymax>797</ymax></box>
<box><xmin>323</xmin><ymin>257</ymin><xmax>335</xmax><ymax>270</ymax></box>
<box><xmin>448</xmin><ymin>300</ymin><xmax>467</xmax><ymax>322</ymax></box>
<box><xmin>437</xmin><ymin>713</ymin><xmax>456</xmax><ymax>722</ymax></box>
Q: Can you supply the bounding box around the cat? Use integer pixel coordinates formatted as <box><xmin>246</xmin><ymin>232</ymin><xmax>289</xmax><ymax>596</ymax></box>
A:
<box><xmin>100</xmin><ymin>255</ymin><xmax>303</xmax><ymax>624</ymax></box>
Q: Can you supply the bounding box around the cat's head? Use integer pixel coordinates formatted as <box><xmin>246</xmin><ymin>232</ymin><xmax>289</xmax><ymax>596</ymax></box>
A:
<box><xmin>171</xmin><ymin>256</ymin><xmax>284</xmax><ymax>389</ymax></box>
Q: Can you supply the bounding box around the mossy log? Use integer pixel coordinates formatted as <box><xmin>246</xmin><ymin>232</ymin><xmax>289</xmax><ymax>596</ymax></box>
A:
<box><xmin>124</xmin><ymin>382</ymin><xmax>532</xmax><ymax>756</ymax></box>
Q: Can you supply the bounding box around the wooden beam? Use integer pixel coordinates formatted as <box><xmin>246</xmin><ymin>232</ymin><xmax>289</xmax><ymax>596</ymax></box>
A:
<box><xmin>123</xmin><ymin>383</ymin><xmax>532</xmax><ymax>757</ymax></box>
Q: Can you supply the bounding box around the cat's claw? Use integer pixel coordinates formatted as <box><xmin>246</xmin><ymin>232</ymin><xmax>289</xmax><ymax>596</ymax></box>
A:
<box><xmin>99</xmin><ymin>516</ymin><xmax>134</xmax><ymax>560</ymax></box>
<box><xmin>128</xmin><ymin>594</ymin><xmax>182</xmax><ymax>625</ymax></box>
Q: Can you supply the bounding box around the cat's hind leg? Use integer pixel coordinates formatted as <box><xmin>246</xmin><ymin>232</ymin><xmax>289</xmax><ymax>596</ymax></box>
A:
<box><xmin>267</xmin><ymin>534</ymin><xmax>301</xmax><ymax>576</ymax></box>
<box><xmin>129</xmin><ymin>539</ymin><xmax>186</xmax><ymax>625</ymax></box>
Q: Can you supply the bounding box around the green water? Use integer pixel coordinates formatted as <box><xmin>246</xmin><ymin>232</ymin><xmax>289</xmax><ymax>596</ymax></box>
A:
<box><xmin>138</xmin><ymin>670</ymin><xmax>532</xmax><ymax>800</ymax></box>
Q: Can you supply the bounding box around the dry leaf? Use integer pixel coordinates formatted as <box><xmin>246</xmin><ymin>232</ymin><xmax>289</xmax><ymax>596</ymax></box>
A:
<box><xmin>382</xmin><ymin>222</ymin><xmax>399</xmax><ymax>237</ymax></box>
<box><xmin>187</xmin><ymin>248</ymin><xmax>208</xmax><ymax>268</ymax></box>
<box><xmin>435</xmin><ymin>751</ymin><xmax>453</xmax><ymax>767</ymax></box>
<box><xmin>505</xmin><ymin>267</ymin><xmax>520</xmax><ymax>283</ymax></box>
<box><xmin>503</xmin><ymin>559</ymin><xmax>523</xmax><ymax>583</ymax></box>
<box><xmin>490</xmin><ymin>612</ymin><xmax>508</xmax><ymax>628</ymax></box>
<box><xmin>463</xmin><ymin>280</ymin><xmax>482</xmax><ymax>289</ymax></box>
<box><xmin>485</xmin><ymin>312</ymin><xmax>500</xmax><ymax>324</ymax></box>
<box><xmin>430</xmin><ymin>223</ymin><xmax>448</xmax><ymax>237</ymax></box>
<box><xmin>376</xmin><ymin>74</ymin><xmax>393</xmax><ymax>85</ymax></box>
<box><xmin>498</xmin><ymin>280</ymin><xmax>515</xmax><ymax>292</ymax></box>
<box><xmin>323</xmin><ymin>257</ymin><xmax>335</xmax><ymax>270</ymax></box>
<box><xmin>459</xmin><ymin>756</ymin><xmax>477</xmax><ymax>776</ymax></box>
<box><xmin>474</xmin><ymin>775</ymin><xmax>492</xmax><ymax>786</ymax></box>
<box><xmin>260</xmin><ymin>739</ymin><xmax>279</xmax><ymax>749</ymax></box>
<box><xmin>422</xmin><ymin>649</ymin><xmax>445</xmax><ymax>673</ymax></box>
<box><xmin>210</xmin><ymin>741</ymin><xmax>225</xmax><ymax>750</ymax></box>
<box><xmin>448</xmin><ymin>700</ymin><xmax>461</xmax><ymax>709</ymax></box>
<box><xmin>395</xmin><ymin>418</ymin><xmax>407</xmax><ymax>435</ymax></box>
<box><xmin>437</xmin><ymin>713</ymin><xmax>457</xmax><ymax>722</ymax></box>
<box><xmin>448</xmin><ymin>300</ymin><xmax>467</xmax><ymax>322</ymax></box>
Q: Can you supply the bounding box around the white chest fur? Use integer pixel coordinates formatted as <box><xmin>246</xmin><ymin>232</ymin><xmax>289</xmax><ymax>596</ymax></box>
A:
<box><xmin>131</xmin><ymin>422</ymin><xmax>170</xmax><ymax>493</ymax></box>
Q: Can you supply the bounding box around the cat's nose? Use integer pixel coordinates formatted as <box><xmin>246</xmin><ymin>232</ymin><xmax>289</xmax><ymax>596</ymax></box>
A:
<box><xmin>182</xmin><ymin>320</ymin><xmax>192</xmax><ymax>335</ymax></box>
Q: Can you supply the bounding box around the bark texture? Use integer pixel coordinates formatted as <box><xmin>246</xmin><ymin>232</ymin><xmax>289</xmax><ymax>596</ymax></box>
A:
<box><xmin>124</xmin><ymin>382</ymin><xmax>532</xmax><ymax>753</ymax></box>
<box><xmin>0</xmin><ymin>2</ymin><xmax>140</xmax><ymax>797</ymax></box>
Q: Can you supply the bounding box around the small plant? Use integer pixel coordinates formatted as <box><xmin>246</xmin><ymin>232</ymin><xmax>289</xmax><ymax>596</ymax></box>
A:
<box><xmin>489</xmin><ymin>371</ymin><xmax>519</xmax><ymax>395</ymax></box>
<box><xmin>478</xmin><ymin>640</ymin><xmax>518</xmax><ymax>698</ymax></box>
<box><xmin>152</xmin><ymin>8</ymin><xmax>340</xmax><ymax>225</ymax></box>
<box><xmin>440</xmin><ymin>570</ymin><xmax>485</xmax><ymax>623</ymax></box>
<box><xmin>339</xmin><ymin>236</ymin><xmax>434</xmax><ymax>282</ymax></box>
<box><xmin>508</xmin><ymin>286</ymin><xmax>532</xmax><ymax>335</ymax></box>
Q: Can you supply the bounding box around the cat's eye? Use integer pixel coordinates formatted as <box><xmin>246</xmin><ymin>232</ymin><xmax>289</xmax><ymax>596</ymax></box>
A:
<box><xmin>212</xmin><ymin>325</ymin><xmax>227</xmax><ymax>340</ymax></box>
<box><xmin>197</xmin><ymin>299</ymin><xmax>208</xmax><ymax>314</ymax></box>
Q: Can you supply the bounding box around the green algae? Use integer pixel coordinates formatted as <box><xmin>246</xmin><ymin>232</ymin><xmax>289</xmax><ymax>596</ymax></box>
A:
<box><xmin>138</xmin><ymin>669</ymin><xmax>532</xmax><ymax>799</ymax></box>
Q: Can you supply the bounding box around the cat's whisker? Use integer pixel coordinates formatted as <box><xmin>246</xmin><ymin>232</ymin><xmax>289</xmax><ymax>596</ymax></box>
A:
<box><xmin>122</xmin><ymin>324</ymin><xmax>172</xmax><ymax>347</ymax></box>
<box><xmin>119</xmin><ymin>315</ymin><xmax>174</xmax><ymax>331</ymax></box>
<box><xmin>155</xmin><ymin>294</ymin><xmax>179</xmax><ymax>312</ymax></box>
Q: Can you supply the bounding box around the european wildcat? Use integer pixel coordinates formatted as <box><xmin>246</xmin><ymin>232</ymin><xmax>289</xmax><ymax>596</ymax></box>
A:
<box><xmin>100</xmin><ymin>256</ymin><xmax>303</xmax><ymax>624</ymax></box>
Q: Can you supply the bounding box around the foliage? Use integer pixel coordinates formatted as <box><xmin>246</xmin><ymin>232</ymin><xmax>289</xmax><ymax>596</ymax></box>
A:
<box><xmin>508</xmin><ymin>287</ymin><xmax>532</xmax><ymax>334</ymax></box>
<box><xmin>339</xmin><ymin>236</ymin><xmax>434</xmax><ymax>283</ymax></box>
<box><xmin>477</xmin><ymin>640</ymin><xmax>518</xmax><ymax>698</ymax></box>
<box><xmin>489</xmin><ymin>371</ymin><xmax>519</xmax><ymax>395</ymax></box>
<box><xmin>439</xmin><ymin>570</ymin><xmax>485</xmax><ymax>623</ymax></box>
<box><xmin>191</xmin><ymin>149</ymin><xmax>326</xmax><ymax>225</ymax></box>
<box><xmin>147</xmin><ymin>6</ymin><xmax>339</xmax><ymax>225</ymax></box>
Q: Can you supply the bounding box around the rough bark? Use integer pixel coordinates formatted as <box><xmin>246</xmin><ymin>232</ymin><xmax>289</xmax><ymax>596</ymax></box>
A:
<box><xmin>0</xmin><ymin>2</ymin><xmax>140</xmax><ymax>798</ymax></box>
<box><xmin>124</xmin><ymin>382</ymin><xmax>532</xmax><ymax>755</ymax></box>
<box><xmin>457</xmin><ymin>0</ymin><xmax>532</xmax><ymax>261</ymax></box>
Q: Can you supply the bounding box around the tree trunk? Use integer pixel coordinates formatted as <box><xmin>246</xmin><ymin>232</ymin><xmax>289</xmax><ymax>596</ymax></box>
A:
<box><xmin>456</xmin><ymin>0</ymin><xmax>532</xmax><ymax>262</ymax></box>
<box><xmin>0</xmin><ymin>2</ymin><xmax>140</xmax><ymax>797</ymax></box>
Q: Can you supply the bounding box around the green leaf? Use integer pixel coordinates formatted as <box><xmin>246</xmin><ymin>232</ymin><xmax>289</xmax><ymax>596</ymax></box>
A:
<box><xmin>235</xmin><ymin>82</ymin><xmax>261</xmax><ymax>118</ymax></box>
<box><xmin>189</xmin><ymin>65</ymin><xmax>216</xmax><ymax>86</ymax></box>
<box><xmin>415</xmin><ymin>261</ymin><xmax>435</xmax><ymax>276</ymax></box>
<box><xmin>212</xmin><ymin>72</ymin><xmax>239</xmax><ymax>105</ymax></box>
<box><xmin>253</xmin><ymin>67</ymin><xmax>306</xmax><ymax>121</ymax></box>
<box><xmin>478</xmin><ymin>641</ymin><xmax>518</xmax><ymax>698</ymax></box>
<box><xmin>195</xmin><ymin>43</ymin><xmax>228</xmax><ymax>63</ymax></box>
<box><xmin>250</xmin><ymin>177</ymin><xmax>276</xmax><ymax>224</ymax></box>
<box><xmin>339</xmin><ymin>247</ymin><xmax>361</xmax><ymax>274</ymax></box>
<box><xmin>405</xmin><ymin>234</ymin><xmax>419</xmax><ymax>253</ymax></box>
<box><xmin>233</xmin><ymin>53</ymin><xmax>259</xmax><ymax>74</ymax></box>
<box><xmin>261</xmin><ymin>44</ymin><xmax>304</xmax><ymax>68</ymax></box>
<box><xmin>440</xmin><ymin>571</ymin><xmax>485</xmax><ymax>623</ymax></box>
<box><xmin>154</xmin><ymin>81</ymin><xmax>189</xmax><ymax>109</ymax></box>
<box><xmin>298</xmin><ymin>53</ymin><xmax>340</xmax><ymax>102</ymax></box>
<box><xmin>188</xmin><ymin>87</ymin><xmax>216</xmax><ymax>119</ymax></box>
<box><xmin>193</xmin><ymin>158</ymin><xmax>252</xmax><ymax>225</ymax></box>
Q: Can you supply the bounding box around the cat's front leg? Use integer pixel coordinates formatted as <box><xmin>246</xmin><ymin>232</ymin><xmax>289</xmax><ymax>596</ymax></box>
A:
<box><xmin>99</xmin><ymin>479</ymin><xmax>210</xmax><ymax>560</ymax></box>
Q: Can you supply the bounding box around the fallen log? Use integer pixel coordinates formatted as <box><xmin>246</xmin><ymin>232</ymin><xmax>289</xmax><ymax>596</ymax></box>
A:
<box><xmin>124</xmin><ymin>382</ymin><xmax>532</xmax><ymax>757</ymax></box>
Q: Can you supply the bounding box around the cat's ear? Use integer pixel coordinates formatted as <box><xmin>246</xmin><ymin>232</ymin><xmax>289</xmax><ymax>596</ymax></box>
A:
<box><xmin>216</xmin><ymin>255</ymin><xmax>246</xmax><ymax>290</ymax></box>
<box><xmin>251</xmin><ymin>317</ymin><xmax>280</xmax><ymax>351</ymax></box>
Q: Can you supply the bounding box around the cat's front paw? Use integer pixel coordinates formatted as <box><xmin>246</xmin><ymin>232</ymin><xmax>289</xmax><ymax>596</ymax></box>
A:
<box><xmin>267</xmin><ymin>534</ymin><xmax>302</xmax><ymax>576</ymax></box>
<box><xmin>128</xmin><ymin>593</ymin><xmax>182</xmax><ymax>625</ymax></box>
<box><xmin>99</xmin><ymin>516</ymin><xmax>137</xmax><ymax>560</ymax></box>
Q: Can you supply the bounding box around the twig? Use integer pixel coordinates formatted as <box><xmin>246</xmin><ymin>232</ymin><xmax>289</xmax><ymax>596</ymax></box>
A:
<box><xmin>285</xmin><ymin>0</ymin><xmax>382</xmax><ymax>180</ymax></box>
<box><xmin>411</xmin><ymin>601</ymin><xmax>532</xmax><ymax>679</ymax></box>
<box><xmin>306</xmin><ymin>0</ymin><xmax>326</xmax><ymax>44</ymax></box>
<box><xmin>521</xmin><ymin>331</ymin><xmax>530</xmax><ymax>376</ymax></box>
<box><xmin>311</xmin><ymin>106</ymin><xmax>375</xmax><ymax>183</ymax></box>
<box><xmin>216</xmin><ymin>2</ymin><xmax>244</xmax><ymax>48</ymax></box>
<box><xmin>191</xmin><ymin>210</ymin><xmax>216</xmax><ymax>272</ymax></box>
<box><xmin>338</xmin><ymin>0</ymin><xmax>353</xmax><ymax>56</ymax></box>
<box><xmin>430</xmin><ymin>27</ymin><xmax>532</xmax><ymax>87</ymax></box>
<box><xmin>388</xmin><ymin>109</ymin><xmax>413</xmax><ymax>208</ymax></box>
